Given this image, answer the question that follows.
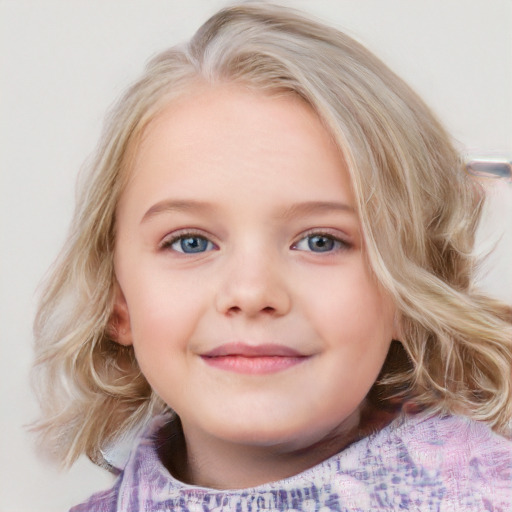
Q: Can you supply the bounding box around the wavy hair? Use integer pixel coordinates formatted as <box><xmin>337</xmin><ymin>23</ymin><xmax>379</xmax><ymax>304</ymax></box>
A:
<box><xmin>32</xmin><ymin>2</ymin><xmax>512</xmax><ymax>467</ymax></box>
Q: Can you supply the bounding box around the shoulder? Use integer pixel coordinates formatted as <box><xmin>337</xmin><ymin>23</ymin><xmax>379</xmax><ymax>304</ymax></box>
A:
<box><xmin>69</xmin><ymin>478</ymin><xmax>120</xmax><ymax>512</ymax></box>
<box><xmin>391</xmin><ymin>413</ymin><xmax>512</xmax><ymax>466</ymax></box>
<box><xmin>69</xmin><ymin>415</ymin><xmax>172</xmax><ymax>512</ymax></box>
<box><xmin>382</xmin><ymin>413</ymin><xmax>512</xmax><ymax>509</ymax></box>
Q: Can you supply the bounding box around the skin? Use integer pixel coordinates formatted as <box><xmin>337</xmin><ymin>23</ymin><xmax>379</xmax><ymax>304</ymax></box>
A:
<box><xmin>113</xmin><ymin>84</ymin><xmax>397</xmax><ymax>489</ymax></box>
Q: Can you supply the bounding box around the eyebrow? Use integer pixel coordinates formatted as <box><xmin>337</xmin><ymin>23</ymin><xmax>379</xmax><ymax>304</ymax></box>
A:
<box><xmin>141</xmin><ymin>199</ymin><xmax>215</xmax><ymax>223</ymax></box>
<box><xmin>279</xmin><ymin>200</ymin><xmax>356</xmax><ymax>220</ymax></box>
<box><xmin>141</xmin><ymin>199</ymin><xmax>356</xmax><ymax>224</ymax></box>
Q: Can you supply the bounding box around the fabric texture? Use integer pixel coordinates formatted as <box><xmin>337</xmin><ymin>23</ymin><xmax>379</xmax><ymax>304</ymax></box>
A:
<box><xmin>71</xmin><ymin>413</ymin><xmax>512</xmax><ymax>511</ymax></box>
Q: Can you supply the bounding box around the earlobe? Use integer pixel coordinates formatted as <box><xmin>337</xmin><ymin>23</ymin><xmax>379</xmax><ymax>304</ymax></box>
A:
<box><xmin>392</xmin><ymin>312</ymin><xmax>403</xmax><ymax>342</ymax></box>
<box><xmin>108</xmin><ymin>282</ymin><xmax>133</xmax><ymax>346</ymax></box>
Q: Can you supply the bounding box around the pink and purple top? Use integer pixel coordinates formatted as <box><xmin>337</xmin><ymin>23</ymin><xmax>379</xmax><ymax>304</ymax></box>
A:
<box><xmin>71</xmin><ymin>412</ymin><xmax>512</xmax><ymax>511</ymax></box>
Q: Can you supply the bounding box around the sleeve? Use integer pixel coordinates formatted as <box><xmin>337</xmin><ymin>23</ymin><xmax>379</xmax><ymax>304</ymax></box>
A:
<box><xmin>69</xmin><ymin>477</ymin><xmax>121</xmax><ymax>512</ymax></box>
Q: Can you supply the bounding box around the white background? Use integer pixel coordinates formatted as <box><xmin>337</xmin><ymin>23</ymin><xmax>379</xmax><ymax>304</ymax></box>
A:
<box><xmin>1</xmin><ymin>1</ymin><xmax>511</xmax><ymax>511</ymax></box>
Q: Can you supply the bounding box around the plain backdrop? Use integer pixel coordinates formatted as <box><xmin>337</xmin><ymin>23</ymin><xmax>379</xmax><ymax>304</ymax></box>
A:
<box><xmin>1</xmin><ymin>1</ymin><xmax>511</xmax><ymax>511</ymax></box>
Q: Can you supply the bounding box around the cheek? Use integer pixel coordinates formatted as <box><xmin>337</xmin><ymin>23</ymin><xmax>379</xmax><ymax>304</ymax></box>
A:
<box><xmin>125</xmin><ymin>271</ymin><xmax>205</xmax><ymax>354</ymax></box>
<box><xmin>126</xmin><ymin>285</ymin><xmax>200</xmax><ymax>399</ymax></box>
<box><xmin>301</xmin><ymin>265</ymin><xmax>395</xmax><ymax>352</ymax></box>
<box><xmin>305</xmin><ymin>262</ymin><xmax>388</xmax><ymax>316</ymax></box>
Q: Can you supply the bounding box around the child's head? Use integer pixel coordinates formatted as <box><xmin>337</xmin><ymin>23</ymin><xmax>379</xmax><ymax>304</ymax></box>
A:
<box><xmin>33</xmin><ymin>2</ymin><xmax>512</xmax><ymax>467</ymax></box>
<box><xmin>111</xmin><ymin>84</ymin><xmax>398</xmax><ymax>462</ymax></box>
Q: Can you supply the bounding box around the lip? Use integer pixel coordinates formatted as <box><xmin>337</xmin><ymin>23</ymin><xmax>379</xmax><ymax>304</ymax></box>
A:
<box><xmin>200</xmin><ymin>342</ymin><xmax>309</xmax><ymax>374</ymax></box>
<box><xmin>202</xmin><ymin>342</ymin><xmax>303</xmax><ymax>358</ymax></box>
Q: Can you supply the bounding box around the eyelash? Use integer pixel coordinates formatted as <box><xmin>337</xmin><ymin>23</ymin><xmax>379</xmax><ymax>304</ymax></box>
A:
<box><xmin>291</xmin><ymin>230</ymin><xmax>352</xmax><ymax>254</ymax></box>
<box><xmin>159</xmin><ymin>230</ymin><xmax>218</xmax><ymax>254</ymax></box>
<box><xmin>159</xmin><ymin>229</ymin><xmax>351</xmax><ymax>255</ymax></box>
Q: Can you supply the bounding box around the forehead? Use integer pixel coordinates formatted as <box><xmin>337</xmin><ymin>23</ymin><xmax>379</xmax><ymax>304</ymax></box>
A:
<box><xmin>135</xmin><ymin>84</ymin><xmax>337</xmax><ymax>163</ymax></box>
<box><xmin>119</xmin><ymin>84</ymin><xmax>356</xmax><ymax>218</ymax></box>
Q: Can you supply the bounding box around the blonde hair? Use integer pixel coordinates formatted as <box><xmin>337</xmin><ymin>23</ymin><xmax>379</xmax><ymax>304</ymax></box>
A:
<box><xmin>32</xmin><ymin>2</ymin><xmax>512</xmax><ymax>468</ymax></box>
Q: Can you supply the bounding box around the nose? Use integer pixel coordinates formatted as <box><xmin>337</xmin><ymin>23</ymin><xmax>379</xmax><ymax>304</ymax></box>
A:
<box><xmin>215</xmin><ymin>251</ymin><xmax>291</xmax><ymax>318</ymax></box>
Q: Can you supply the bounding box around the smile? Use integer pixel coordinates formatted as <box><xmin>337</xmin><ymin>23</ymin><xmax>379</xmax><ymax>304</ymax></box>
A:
<box><xmin>200</xmin><ymin>343</ymin><xmax>310</xmax><ymax>374</ymax></box>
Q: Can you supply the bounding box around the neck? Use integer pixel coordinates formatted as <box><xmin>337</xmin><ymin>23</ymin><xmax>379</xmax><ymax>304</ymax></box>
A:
<box><xmin>159</xmin><ymin>405</ymin><xmax>394</xmax><ymax>490</ymax></box>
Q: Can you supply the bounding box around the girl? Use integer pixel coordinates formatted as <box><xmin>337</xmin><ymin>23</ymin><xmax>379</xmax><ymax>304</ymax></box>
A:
<box><xmin>32</xmin><ymin>3</ymin><xmax>512</xmax><ymax>511</ymax></box>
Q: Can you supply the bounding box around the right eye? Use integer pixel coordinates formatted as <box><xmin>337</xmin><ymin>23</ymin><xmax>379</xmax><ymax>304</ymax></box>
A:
<box><xmin>161</xmin><ymin>233</ymin><xmax>216</xmax><ymax>254</ymax></box>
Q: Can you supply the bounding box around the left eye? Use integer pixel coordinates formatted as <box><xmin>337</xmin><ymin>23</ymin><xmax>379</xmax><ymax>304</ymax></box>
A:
<box><xmin>166</xmin><ymin>235</ymin><xmax>216</xmax><ymax>254</ymax></box>
<box><xmin>293</xmin><ymin>234</ymin><xmax>347</xmax><ymax>253</ymax></box>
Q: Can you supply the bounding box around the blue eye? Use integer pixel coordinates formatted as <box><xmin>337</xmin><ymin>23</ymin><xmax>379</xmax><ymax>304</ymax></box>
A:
<box><xmin>166</xmin><ymin>235</ymin><xmax>216</xmax><ymax>254</ymax></box>
<box><xmin>293</xmin><ymin>234</ymin><xmax>348</xmax><ymax>253</ymax></box>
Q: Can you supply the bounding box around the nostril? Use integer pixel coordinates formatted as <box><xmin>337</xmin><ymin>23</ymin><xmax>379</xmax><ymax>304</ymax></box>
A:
<box><xmin>225</xmin><ymin>305</ymin><xmax>276</xmax><ymax>316</ymax></box>
<box><xmin>216</xmin><ymin>282</ymin><xmax>291</xmax><ymax>317</ymax></box>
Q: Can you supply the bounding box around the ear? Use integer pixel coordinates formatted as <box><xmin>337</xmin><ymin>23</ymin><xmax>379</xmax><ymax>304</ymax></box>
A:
<box><xmin>392</xmin><ymin>311</ymin><xmax>403</xmax><ymax>342</ymax></box>
<box><xmin>107</xmin><ymin>282</ymin><xmax>133</xmax><ymax>346</ymax></box>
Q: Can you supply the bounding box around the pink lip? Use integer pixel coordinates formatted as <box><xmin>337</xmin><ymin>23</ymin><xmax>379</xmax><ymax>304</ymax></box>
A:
<box><xmin>202</xmin><ymin>342</ymin><xmax>303</xmax><ymax>358</ymax></box>
<box><xmin>200</xmin><ymin>343</ymin><xmax>309</xmax><ymax>374</ymax></box>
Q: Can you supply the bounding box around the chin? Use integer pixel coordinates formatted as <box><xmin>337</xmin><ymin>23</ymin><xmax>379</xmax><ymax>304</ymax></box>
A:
<box><xmin>207</xmin><ymin>412</ymin><xmax>354</xmax><ymax>452</ymax></box>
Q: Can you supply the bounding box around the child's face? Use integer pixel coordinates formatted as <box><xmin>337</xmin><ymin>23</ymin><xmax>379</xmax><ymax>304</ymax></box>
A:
<box><xmin>113</xmin><ymin>85</ymin><xmax>396</xmax><ymax>454</ymax></box>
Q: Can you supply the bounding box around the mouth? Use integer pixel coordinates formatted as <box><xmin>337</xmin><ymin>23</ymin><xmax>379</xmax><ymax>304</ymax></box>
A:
<box><xmin>200</xmin><ymin>342</ymin><xmax>310</xmax><ymax>374</ymax></box>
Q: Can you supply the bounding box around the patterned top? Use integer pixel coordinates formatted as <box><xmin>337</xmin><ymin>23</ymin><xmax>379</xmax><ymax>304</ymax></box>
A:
<box><xmin>71</xmin><ymin>413</ymin><xmax>512</xmax><ymax>511</ymax></box>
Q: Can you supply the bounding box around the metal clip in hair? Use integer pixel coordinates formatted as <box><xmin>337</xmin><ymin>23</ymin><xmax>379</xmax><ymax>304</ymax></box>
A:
<box><xmin>466</xmin><ymin>156</ymin><xmax>512</xmax><ymax>181</ymax></box>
